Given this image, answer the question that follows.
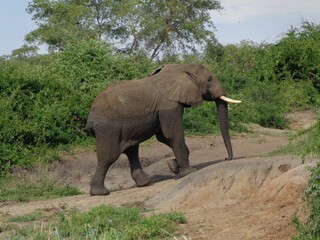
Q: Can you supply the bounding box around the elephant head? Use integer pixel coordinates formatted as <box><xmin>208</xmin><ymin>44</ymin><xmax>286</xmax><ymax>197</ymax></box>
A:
<box><xmin>150</xmin><ymin>64</ymin><xmax>241</xmax><ymax>160</ymax></box>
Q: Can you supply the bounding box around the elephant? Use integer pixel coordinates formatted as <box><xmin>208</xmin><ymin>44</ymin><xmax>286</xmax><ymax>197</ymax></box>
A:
<box><xmin>86</xmin><ymin>63</ymin><xmax>241</xmax><ymax>196</ymax></box>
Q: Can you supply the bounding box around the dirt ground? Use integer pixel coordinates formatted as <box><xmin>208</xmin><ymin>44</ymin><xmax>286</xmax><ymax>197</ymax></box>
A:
<box><xmin>0</xmin><ymin>110</ymin><xmax>318</xmax><ymax>239</ymax></box>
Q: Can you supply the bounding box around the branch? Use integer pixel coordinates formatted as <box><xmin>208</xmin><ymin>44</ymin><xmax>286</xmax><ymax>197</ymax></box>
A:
<box><xmin>150</xmin><ymin>43</ymin><xmax>161</xmax><ymax>61</ymax></box>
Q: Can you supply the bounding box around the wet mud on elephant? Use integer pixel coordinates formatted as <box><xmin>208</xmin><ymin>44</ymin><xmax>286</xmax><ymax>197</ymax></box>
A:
<box><xmin>86</xmin><ymin>64</ymin><xmax>241</xmax><ymax>196</ymax></box>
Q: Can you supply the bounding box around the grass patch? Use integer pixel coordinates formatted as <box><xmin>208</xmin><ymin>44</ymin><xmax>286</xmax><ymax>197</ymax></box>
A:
<box><xmin>270</xmin><ymin>117</ymin><xmax>320</xmax><ymax>159</ymax></box>
<box><xmin>288</xmin><ymin>118</ymin><xmax>320</xmax><ymax>239</ymax></box>
<box><xmin>9</xmin><ymin>205</ymin><xmax>186</xmax><ymax>239</ymax></box>
<box><xmin>292</xmin><ymin>161</ymin><xmax>320</xmax><ymax>239</ymax></box>
<box><xmin>8</xmin><ymin>211</ymin><xmax>45</xmax><ymax>223</ymax></box>
<box><xmin>0</xmin><ymin>174</ymin><xmax>82</xmax><ymax>203</ymax></box>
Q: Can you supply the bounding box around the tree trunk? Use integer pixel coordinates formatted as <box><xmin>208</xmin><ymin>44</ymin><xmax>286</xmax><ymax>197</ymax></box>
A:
<box><xmin>150</xmin><ymin>44</ymin><xmax>161</xmax><ymax>61</ymax></box>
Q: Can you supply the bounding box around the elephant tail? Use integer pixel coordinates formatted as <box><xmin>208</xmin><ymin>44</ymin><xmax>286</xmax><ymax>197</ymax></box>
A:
<box><xmin>84</xmin><ymin>121</ymin><xmax>95</xmax><ymax>137</ymax></box>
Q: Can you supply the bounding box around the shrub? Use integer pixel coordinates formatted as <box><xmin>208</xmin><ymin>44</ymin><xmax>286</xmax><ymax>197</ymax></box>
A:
<box><xmin>184</xmin><ymin>102</ymin><xmax>219</xmax><ymax>135</ymax></box>
<box><xmin>293</xmin><ymin>162</ymin><xmax>320</xmax><ymax>239</ymax></box>
<box><xmin>0</xmin><ymin>40</ymin><xmax>152</xmax><ymax>172</ymax></box>
<box><xmin>290</xmin><ymin>118</ymin><xmax>320</xmax><ymax>239</ymax></box>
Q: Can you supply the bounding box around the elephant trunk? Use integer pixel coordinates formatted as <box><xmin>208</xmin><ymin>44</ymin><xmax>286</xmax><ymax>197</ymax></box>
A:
<box><xmin>215</xmin><ymin>99</ymin><xmax>233</xmax><ymax>160</ymax></box>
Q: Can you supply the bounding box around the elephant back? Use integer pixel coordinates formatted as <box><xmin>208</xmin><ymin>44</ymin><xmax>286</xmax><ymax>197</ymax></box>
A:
<box><xmin>90</xmin><ymin>79</ymin><xmax>162</xmax><ymax>118</ymax></box>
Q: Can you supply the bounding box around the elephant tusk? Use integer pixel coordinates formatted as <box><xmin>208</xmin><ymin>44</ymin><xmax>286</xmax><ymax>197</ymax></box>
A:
<box><xmin>220</xmin><ymin>96</ymin><xmax>242</xmax><ymax>104</ymax></box>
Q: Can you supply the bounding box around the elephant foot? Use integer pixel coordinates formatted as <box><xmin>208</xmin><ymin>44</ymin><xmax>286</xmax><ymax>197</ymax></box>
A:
<box><xmin>90</xmin><ymin>186</ymin><xmax>110</xmax><ymax>196</ymax></box>
<box><xmin>178</xmin><ymin>166</ymin><xmax>197</xmax><ymax>178</ymax></box>
<box><xmin>167</xmin><ymin>159</ymin><xmax>179</xmax><ymax>174</ymax></box>
<box><xmin>132</xmin><ymin>169</ymin><xmax>152</xmax><ymax>187</ymax></box>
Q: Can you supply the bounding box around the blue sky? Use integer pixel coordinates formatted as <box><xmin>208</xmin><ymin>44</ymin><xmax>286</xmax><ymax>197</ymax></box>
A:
<box><xmin>0</xmin><ymin>0</ymin><xmax>35</xmax><ymax>55</ymax></box>
<box><xmin>1</xmin><ymin>0</ymin><xmax>320</xmax><ymax>55</ymax></box>
<box><xmin>211</xmin><ymin>0</ymin><xmax>320</xmax><ymax>44</ymax></box>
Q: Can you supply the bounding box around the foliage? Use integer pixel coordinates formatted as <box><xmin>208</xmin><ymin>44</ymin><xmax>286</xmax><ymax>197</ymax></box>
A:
<box><xmin>26</xmin><ymin>0</ymin><xmax>96</xmax><ymax>52</ymax></box>
<box><xmin>271</xmin><ymin>21</ymin><xmax>320</xmax><ymax>91</ymax></box>
<box><xmin>204</xmin><ymin>22</ymin><xmax>320</xmax><ymax>129</ymax></box>
<box><xmin>127</xmin><ymin>0</ymin><xmax>222</xmax><ymax>60</ymax></box>
<box><xmin>293</xmin><ymin>160</ymin><xmax>320</xmax><ymax>239</ymax></box>
<box><xmin>0</xmin><ymin>174</ymin><xmax>81</xmax><ymax>202</ymax></box>
<box><xmin>290</xmin><ymin>118</ymin><xmax>320</xmax><ymax>158</ymax></box>
<box><xmin>0</xmin><ymin>40</ymin><xmax>151</xmax><ymax>172</ymax></box>
<box><xmin>184</xmin><ymin>102</ymin><xmax>219</xmax><ymax>135</ymax></box>
<box><xmin>205</xmin><ymin>43</ymin><xmax>290</xmax><ymax>129</ymax></box>
<box><xmin>285</xmin><ymin>115</ymin><xmax>320</xmax><ymax>239</ymax></box>
<box><xmin>26</xmin><ymin>0</ymin><xmax>222</xmax><ymax>59</ymax></box>
<box><xmin>10</xmin><ymin>205</ymin><xmax>186</xmax><ymax>239</ymax></box>
<box><xmin>183</xmin><ymin>101</ymin><xmax>247</xmax><ymax>135</ymax></box>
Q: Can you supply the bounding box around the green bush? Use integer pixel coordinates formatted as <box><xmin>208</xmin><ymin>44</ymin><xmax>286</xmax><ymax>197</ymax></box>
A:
<box><xmin>296</xmin><ymin>118</ymin><xmax>320</xmax><ymax>157</ymax></box>
<box><xmin>203</xmin><ymin>21</ymin><xmax>320</xmax><ymax>130</ymax></box>
<box><xmin>0</xmin><ymin>40</ymin><xmax>152</xmax><ymax>172</ymax></box>
<box><xmin>184</xmin><ymin>102</ymin><xmax>219</xmax><ymax>135</ymax></box>
<box><xmin>289</xmin><ymin>118</ymin><xmax>320</xmax><ymax>239</ymax></box>
<box><xmin>249</xmin><ymin>81</ymin><xmax>289</xmax><ymax>128</ymax></box>
<box><xmin>293</xmin><ymin>162</ymin><xmax>320</xmax><ymax>239</ymax></box>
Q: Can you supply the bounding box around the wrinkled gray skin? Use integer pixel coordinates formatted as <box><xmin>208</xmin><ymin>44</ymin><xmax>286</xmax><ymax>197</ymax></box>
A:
<box><xmin>86</xmin><ymin>64</ymin><xmax>234</xmax><ymax>196</ymax></box>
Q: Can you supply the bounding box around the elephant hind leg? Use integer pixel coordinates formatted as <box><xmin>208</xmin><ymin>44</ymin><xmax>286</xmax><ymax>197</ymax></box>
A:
<box><xmin>124</xmin><ymin>145</ymin><xmax>151</xmax><ymax>187</ymax></box>
<box><xmin>90</xmin><ymin>135</ymin><xmax>121</xmax><ymax>196</ymax></box>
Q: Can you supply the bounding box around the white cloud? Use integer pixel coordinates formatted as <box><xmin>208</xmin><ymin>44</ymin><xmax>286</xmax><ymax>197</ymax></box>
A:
<box><xmin>211</xmin><ymin>0</ymin><xmax>320</xmax><ymax>23</ymax></box>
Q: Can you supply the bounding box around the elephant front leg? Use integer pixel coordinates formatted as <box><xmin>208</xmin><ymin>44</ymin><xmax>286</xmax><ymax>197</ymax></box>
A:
<box><xmin>124</xmin><ymin>145</ymin><xmax>151</xmax><ymax>187</ymax></box>
<box><xmin>170</xmin><ymin>135</ymin><xmax>197</xmax><ymax>177</ymax></box>
<box><xmin>156</xmin><ymin>130</ymin><xmax>192</xmax><ymax>176</ymax></box>
<box><xmin>158</xmin><ymin>108</ymin><xmax>197</xmax><ymax>177</ymax></box>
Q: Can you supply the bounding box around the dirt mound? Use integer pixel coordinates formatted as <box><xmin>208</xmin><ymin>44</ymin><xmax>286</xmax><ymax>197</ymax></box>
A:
<box><xmin>147</xmin><ymin>156</ymin><xmax>310</xmax><ymax>211</ymax></box>
<box><xmin>146</xmin><ymin>156</ymin><xmax>312</xmax><ymax>240</ymax></box>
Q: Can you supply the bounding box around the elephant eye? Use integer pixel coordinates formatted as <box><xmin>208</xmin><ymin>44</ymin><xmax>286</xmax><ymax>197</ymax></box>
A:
<box><xmin>207</xmin><ymin>77</ymin><xmax>212</xmax><ymax>82</ymax></box>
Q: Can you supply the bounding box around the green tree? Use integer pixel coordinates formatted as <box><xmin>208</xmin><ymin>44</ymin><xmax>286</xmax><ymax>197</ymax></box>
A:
<box><xmin>26</xmin><ymin>0</ymin><xmax>222</xmax><ymax>59</ymax></box>
<box><xmin>126</xmin><ymin>0</ymin><xmax>222</xmax><ymax>60</ymax></box>
<box><xmin>26</xmin><ymin>0</ymin><xmax>96</xmax><ymax>51</ymax></box>
<box><xmin>10</xmin><ymin>44</ymin><xmax>39</xmax><ymax>59</ymax></box>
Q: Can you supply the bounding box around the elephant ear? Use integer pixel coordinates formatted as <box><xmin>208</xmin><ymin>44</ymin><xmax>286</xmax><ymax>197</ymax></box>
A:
<box><xmin>151</xmin><ymin>71</ymin><xmax>203</xmax><ymax>107</ymax></box>
<box><xmin>149</xmin><ymin>67</ymin><xmax>163</xmax><ymax>76</ymax></box>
